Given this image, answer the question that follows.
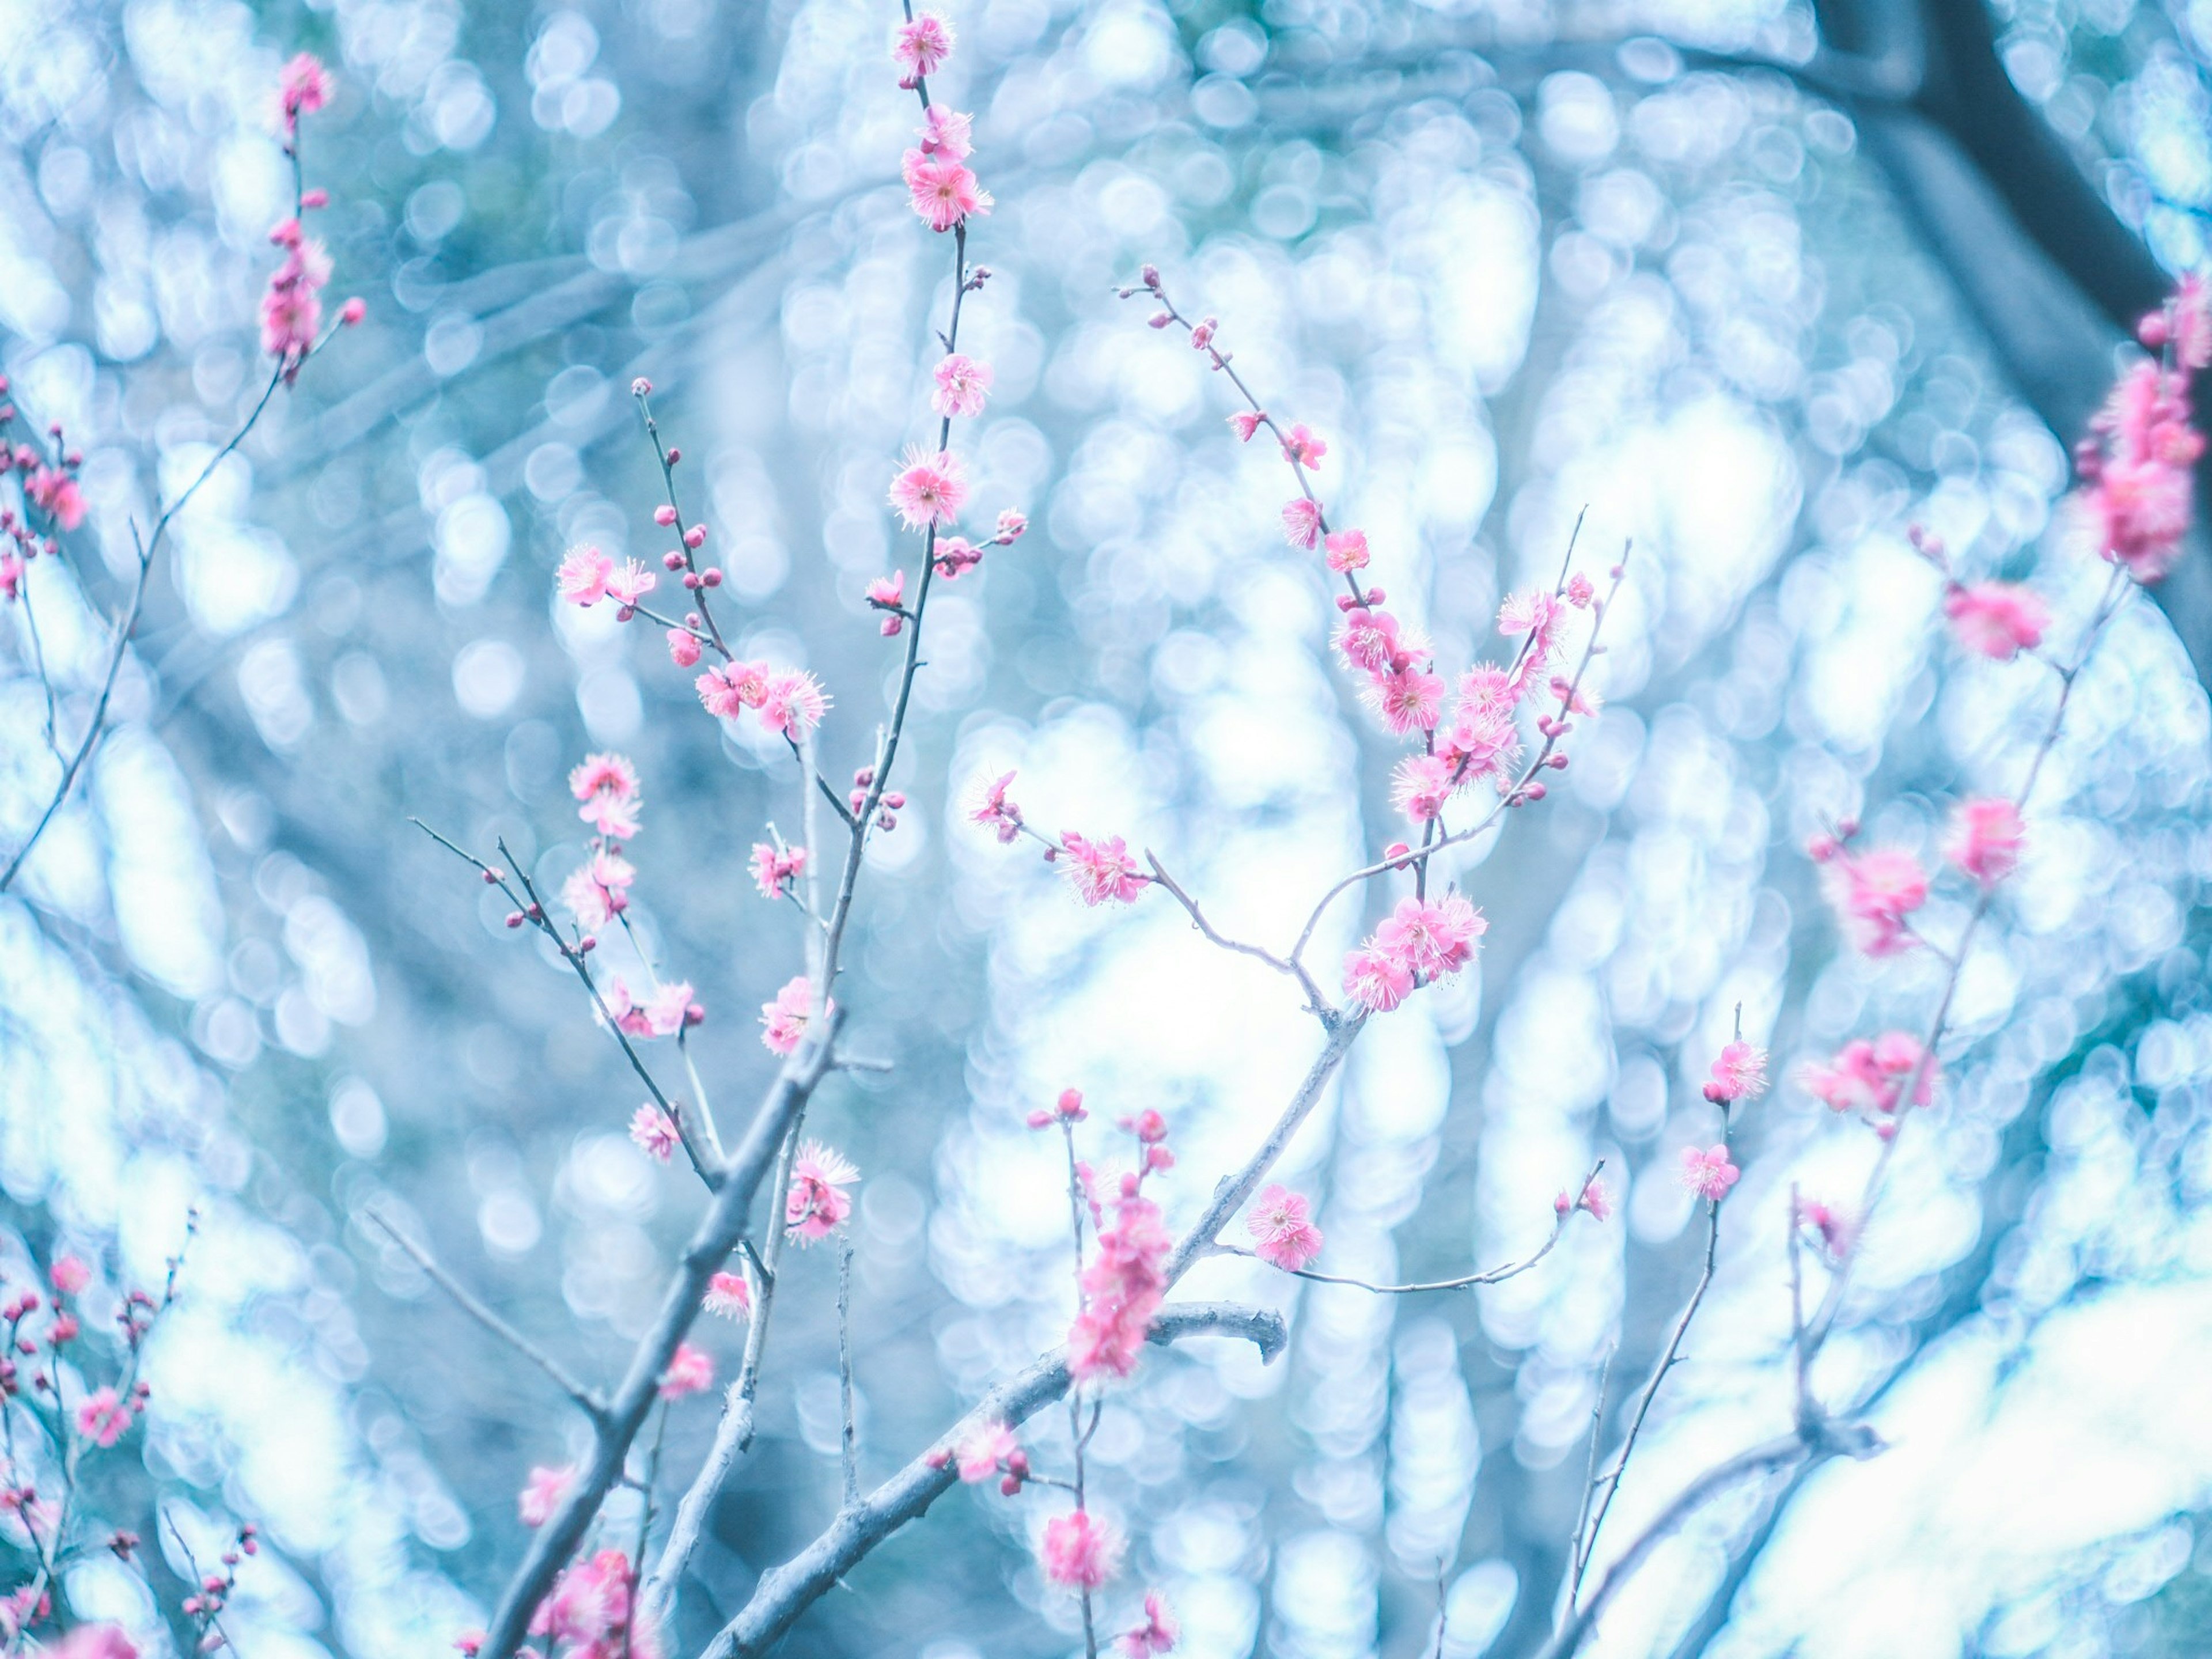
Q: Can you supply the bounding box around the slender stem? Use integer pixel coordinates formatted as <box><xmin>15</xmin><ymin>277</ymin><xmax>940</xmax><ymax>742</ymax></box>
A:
<box><xmin>838</xmin><ymin>1234</ymin><xmax>859</xmax><ymax>1511</ymax></box>
<box><xmin>365</xmin><ymin>1210</ymin><xmax>605</xmax><ymax>1418</ymax></box>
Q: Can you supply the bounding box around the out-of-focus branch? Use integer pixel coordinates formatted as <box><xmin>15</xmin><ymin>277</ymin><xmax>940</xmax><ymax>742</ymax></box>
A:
<box><xmin>697</xmin><ymin>1302</ymin><xmax>1287</xmax><ymax>1659</ymax></box>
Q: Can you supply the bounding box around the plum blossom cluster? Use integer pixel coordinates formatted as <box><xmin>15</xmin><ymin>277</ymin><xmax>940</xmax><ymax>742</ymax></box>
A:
<box><xmin>1342</xmin><ymin>891</ymin><xmax>1486</xmax><ymax>1013</ymax></box>
<box><xmin>263</xmin><ymin>56</ymin><xmax>365</xmax><ymax>380</ymax></box>
<box><xmin>2077</xmin><ymin>275</ymin><xmax>2209</xmax><ymax>581</ymax></box>
<box><xmin>0</xmin><ymin>392</ymin><xmax>85</xmax><ymax>604</ymax></box>
<box><xmin>520</xmin><ymin>1547</ymin><xmax>658</xmax><ymax>1659</ymax></box>
<box><xmin>178</xmin><ymin>1522</ymin><xmax>259</xmax><ymax>1646</ymax></box>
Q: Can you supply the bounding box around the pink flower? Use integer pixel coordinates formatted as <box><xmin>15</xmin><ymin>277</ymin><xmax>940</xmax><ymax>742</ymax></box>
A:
<box><xmin>751</xmin><ymin>842</ymin><xmax>807</xmax><ymax>900</ymax></box>
<box><xmin>561</xmin><ymin>847</ymin><xmax>635</xmax><ymax>932</ymax></box>
<box><xmin>630</xmin><ymin>1105</ymin><xmax>679</xmax><ymax>1163</ymax></box>
<box><xmin>1702</xmin><ymin>1040</ymin><xmax>1769</xmax><ymax>1105</ymax></box>
<box><xmin>1800</xmin><ymin>1032</ymin><xmax>1936</xmax><ymax>1116</ymax></box>
<box><xmin>1229</xmin><ymin>410</ymin><xmax>1266</xmax><ymax>442</ymax></box>
<box><xmin>996</xmin><ymin>508</ymin><xmax>1029</xmax><ymax>543</ymax></box>
<box><xmin>933</xmin><ymin>535</ymin><xmax>983</xmax><ymax>578</ymax></box>
<box><xmin>279</xmin><ymin>52</ymin><xmax>330</xmax><ymax>130</ymax></box>
<box><xmin>1040</xmin><ymin>1510</ymin><xmax>1123</xmax><ymax>1591</ymax></box>
<box><xmin>1362</xmin><ymin>666</ymin><xmax>1446</xmax><ymax>736</ymax></box>
<box><xmin>1281</xmin><ymin>497</ymin><xmax>1325</xmax><ymax>550</ymax></box>
<box><xmin>643</xmin><ymin>981</ymin><xmax>696</xmax><ymax>1038</ymax></box>
<box><xmin>659</xmin><ymin>1342</ymin><xmax>714</xmax><ymax>1399</ymax></box>
<box><xmin>903</xmin><ymin>152</ymin><xmax>993</xmax><ymax>232</ymax></box>
<box><xmin>931</xmin><ymin>353</ymin><xmax>993</xmax><ymax>418</ymax></box>
<box><xmin>76</xmin><ymin>1387</ymin><xmax>128</xmax><ymax>1448</ymax></box>
<box><xmin>1372</xmin><ymin>892</ymin><xmax>1486</xmax><ymax>980</ymax></box>
<box><xmin>1342</xmin><ymin>944</ymin><xmax>1414</xmax><ymax>1013</ymax></box>
<box><xmin>1069</xmin><ymin>1193</ymin><xmax>1171</xmax><ymax>1381</ymax></box>
<box><xmin>1324</xmin><ymin>528</ymin><xmax>1369</xmax><ymax>572</ymax></box>
<box><xmin>530</xmin><ymin>1547</ymin><xmax>653</xmax><ymax>1657</ymax></box>
<box><xmin>1574</xmin><ymin>1175</ymin><xmax>1613</xmax><ymax>1221</ymax></box>
<box><xmin>786</xmin><ymin>1140</ymin><xmax>859</xmax><ymax>1243</ymax></box>
<box><xmin>1247</xmin><ymin>1185</ymin><xmax>1323</xmax><ymax>1271</ymax></box>
<box><xmin>867</xmin><ymin>571</ymin><xmax>907</xmax><ymax>635</ymax></box>
<box><xmin>569</xmin><ymin>752</ymin><xmax>641</xmax><ymax>839</ymax></box>
<box><xmin>1800</xmin><ymin>1198</ymin><xmax>1851</xmax><ymax>1255</ymax></box>
<box><xmin>971</xmin><ymin>770</ymin><xmax>1024</xmax><ymax>843</ymax></box>
<box><xmin>558</xmin><ymin>545</ymin><xmax>615</xmax><ymax>606</ymax></box>
<box><xmin>519</xmin><ymin>1464</ymin><xmax>575</xmax><ymax>1527</ymax></box>
<box><xmin>697</xmin><ymin>659</ymin><xmax>771</xmax><ymax>719</ymax></box>
<box><xmin>759</xmin><ymin>669</ymin><xmax>831</xmax><ymax>737</ymax></box>
<box><xmin>704</xmin><ymin>1270</ymin><xmax>752</xmax><ymax>1319</ymax></box>
<box><xmin>953</xmin><ymin>1420</ymin><xmax>1019</xmax><ymax>1482</ymax></box>
<box><xmin>53</xmin><ymin>1627</ymin><xmax>136</xmax><ymax>1659</ymax></box>
<box><xmin>25</xmin><ymin>467</ymin><xmax>85</xmax><ymax>531</ymax></box>
<box><xmin>889</xmin><ymin>447</ymin><xmax>969</xmax><ymax>528</ymax></box>
<box><xmin>668</xmin><ymin>628</ymin><xmax>702</xmax><ymax>667</ymax></box>
<box><xmin>1948</xmin><ymin>796</ymin><xmax>2024</xmax><ymax>887</ymax></box>
<box><xmin>606</xmin><ymin>558</ymin><xmax>657</xmax><ymax>611</ymax></box>
<box><xmin>1822</xmin><ymin>847</ymin><xmax>1929</xmax><ymax>956</ymax></box>
<box><xmin>1027</xmin><ymin>1086</ymin><xmax>1089</xmax><ymax>1129</ymax></box>
<box><xmin>1391</xmin><ymin>753</ymin><xmax>1457</xmax><ymax>823</ymax></box>
<box><xmin>892</xmin><ymin>11</ymin><xmax>955</xmax><ymax>82</ymax></box>
<box><xmin>1121</xmin><ymin>1591</ymin><xmax>1180</xmax><ymax>1659</ymax></box>
<box><xmin>1498</xmin><ymin>587</ymin><xmax>1565</xmax><ymax>660</ymax></box>
<box><xmin>340</xmin><ymin>296</ymin><xmax>367</xmax><ymax>325</ymax></box>
<box><xmin>1280</xmin><ymin>424</ymin><xmax>1326</xmax><ymax>469</ymax></box>
<box><xmin>1680</xmin><ymin>1144</ymin><xmax>1739</xmax><ymax>1203</ymax></box>
<box><xmin>1437</xmin><ymin>702</ymin><xmax>1521</xmax><ymax>786</ymax></box>
<box><xmin>918</xmin><ymin>105</ymin><xmax>974</xmax><ymax>160</ymax></box>
<box><xmin>1945</xmin><ymin>581</ymin><xmax>2048</xmax><ymax>661</ymax></box>
<box><xmin>49</xmin><ymin>1256</ymin><xmax>89</xmax><ymax>1297</ymax></box>
<box><xmin>1336</xmin><ymin>607</ymin><xmax>1402</xmax><ymax>673</ymax></box>
<box><xmin>1566</xmin><ymin>572</ymin><xmax>1596</xmax><ymax>607</ymax></box>
<box><xmin>760</xmin><ymin>975</ymin><xmax>821</xmax><ymax>1055</ymax></box>
<box><xmin>1059</xmin><ymin>832</ymin><xmax>1148</xmax><ymax>906</ymax></box>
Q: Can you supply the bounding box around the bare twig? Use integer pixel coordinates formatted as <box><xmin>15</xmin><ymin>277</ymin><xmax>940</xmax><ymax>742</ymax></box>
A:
<box><xmin>365</xmin><ymin>1209</ymin><xmax>605</xmax><ymax>1418</ymax></box>
<box><xmin>838</xmin><ymin>1234</ymin><xmax>859</xmax><ymax>1511</ymax></box>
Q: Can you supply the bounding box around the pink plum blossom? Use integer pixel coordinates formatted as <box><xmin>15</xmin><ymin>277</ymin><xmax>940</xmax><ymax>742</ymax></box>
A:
<box><xmin>558</xmin><ymin>546</ymin><xmax>614</xmax><ymax>605</ymax></box>
<box><xmin>1680</xmin><ymin>1144</ymin><xmax>1740</xmax><ymax>1203</ymax></box>
<box><xmin>519</xmin><ymin>1465</ymin><xmax>575</xmax><ymax>1527</ymax></box>
<box><xmin>1703</xmin><ymin>1040</ymin><xmax>1769</xmax><ymax>1105</ymax></box>
<box><xmin>704</xmin><ymin>1271</ymin><xmax>752</xmax><ymax>1319</ymax></box>
<box><xmin>1945</xmin><ymin>582</ymin><xmax>2048</xmax><ymax>660</ymax></box>
<box><xmin>787</xmin><ymin>1141</ymin><xmax>859</xmax><ymax>1243</ymax></box>
<box><xmin>1059</xmin><ymin>832</ymin><xmax>1147</xmax><ymax>906</ymax></box>
<box><xmin>1324</xmin><ymin>528</ymin><xmax>1369</xmax><ymax>571</ymax></box>
<box><xmin>931</xmin><ymin>354</ymin><xmax>993</xmax><ymax>418</ymax></box>
<box><xmin>760</xmin><ymin>975</ymin><xmax>821</xmax><ymax>1055</ymax></box>
<box><xmin>971</xmin><ymin>770</ymin><xmax>1024</xmax><ymax>842</ymax></box>
<box><xmin>1040</xmin><ymin>1510</ymin><xmax>1122</xmax><ymax>1592</ymax></box>
<box><xmin>1820</xmin><ymin>847</ymin><xmax>1929</xmax><ymax>957</ymax></box>
<box><xmin>659</xmin><ymin>1342</ymin><xmax>714</xmax><ymax>1399</ymax></box>
<box><xmin>892</xmin><ymin>12</ymin><xmax>954</xmax><ymax>82</ymax></box>
<box><xmin>889</xmin><ymin>448</ymin><xmax>969</xmax><ymax>528</ymax></box>
<box><xmin>76</xmin><ymin>1387</ymin><xmax>129</xmax><ymax>1448</ymax></box>
<box><xmin>1946</xmin><ymin>797</ymin><xmax>2024</xmax><ymax>887</ymax></box>
<box><xmin>630</xmin><ymin>1105</ymin><xmax>679</xmax><ymax>1164</ymax></box>
<box><xmin>1247</xmin><ymin>1185</ymin><xmax>1323</xmax><ymax>1271</ymax></box>
<box><xmin>1281</xmin><ymin>497</ymin><xmax>1324</xmax><ymax>550</ymax></box>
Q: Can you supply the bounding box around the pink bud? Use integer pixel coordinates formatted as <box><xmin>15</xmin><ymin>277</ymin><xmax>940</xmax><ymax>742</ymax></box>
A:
<box><xmin>655</xmin><ymin>506</ymin><xmax>677</xmax><ymax>526</ymax></box>
<box><xmin>666</xmin><ymin>446</ymin><xmax>682</xmax><ymax>464</ymax></box>
<box><xmin>702</xmin><ymin>567</ymin><xmax>722</xmax><ymax>586</ymax></box>
<box><xmin>683</xmin><ymin>572</ymin><xmax>702</xmax><ymax>589</ymax></box>
<box><xmin>884</xmin><ymin>792</ymin><xmax>907</xmax><ymax>809</ymax></box>
<box><xmin>631</xmin><ymin>377</ymin><xmax>653</xmax><ymax>397</ymax></box>
<box><xmin>683</xmin><ymin>525</ymin><xmax>706</xmax><ymax>549</ymax></box>
<box><xmin>505</xmin><ymin>912</ymin><xmax>524</xmax><ymax>928</ymax></box>
<box><xmin>1524</xmin><ymin>782</ymin><xmax>1547</xmax><ymax>802</ymax></box>
<box><xmin>481</xmin><ymin>868</ymin><xmax>499</xmax><ymax>885</ymax></box>
<box><xmin>1384</xmin><ymin>841</ymin><xmax>1410</xmax><ymax>861</ymax></box>
<box><xmin>1148</xmin><ymin>312</ymin><xmax>1172</xmax><ymax>329</ymax></box>
<box><xmin>1140</xmin><ymin>264</ymin><xmax>1160</xmax><ymax>288</ymax></box>
<box><xmin>663</xmin><ymin>550</ymin><xmax>685</xmax><ymax>570</ymax></box>
<box><xmin>1554</xmin><ymin>1191</ymin><xmax>1572</xmax><ymax>1216</ymax></box>
<box><xmin>1365</xmin><ymin>587</ymin><xmax>1384</xmax><ymax>604</ymax></box>
<box><xmin>340</xmin><ymin>297</ymin><xmax>366</xmax><ymax>325</ymax></box>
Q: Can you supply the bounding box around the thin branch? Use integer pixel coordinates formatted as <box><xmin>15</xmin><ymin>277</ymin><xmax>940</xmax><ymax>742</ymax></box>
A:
<box><xmin>697</xmin><ymin>1302</ymin><xmax>1287</xmax><ymax>1659</ymax></box>
<box><xmin>1144</xmin><ymin>853</ymin><xmax>1334</xmax><ymax>1022</ymax></box>
<box><xmin>838</xmin><ymin>1234</ymin><xmax>859</xmax><ymax>1511</ymax></box>
<box><xmin>365</xmin><ymin>1209</ymin><xmax>606</xmax><ymax>1419</ymax></box>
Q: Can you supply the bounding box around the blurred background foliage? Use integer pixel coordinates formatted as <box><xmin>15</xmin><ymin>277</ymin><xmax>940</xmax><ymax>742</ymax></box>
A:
<box><xmin>2</xmin><ymin>0</ymin><xmax>2212</xmax><ymax>1656</ymax></box>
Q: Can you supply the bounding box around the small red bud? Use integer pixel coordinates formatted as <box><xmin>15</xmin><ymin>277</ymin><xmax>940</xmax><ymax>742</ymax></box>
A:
<box><xmin>481</xmin><ymin>869</ymin><xmax>499</xmax><ymax>884</ymax></box>
<box><xmin>883</xmin><ymin>791</ymin><xmax>906</xmax><ymax>809</ymax></box>
<box><xmin>663</xmin><ymin>550</ymin><xmax>685</xmax><ymax>570</ymax></box>
<box><xmin>505</xmin><ymin>912</ymin><xmax>524</xmax><ymax>929</ymax></box>
<box><xmin>683</xmin><ymin>572</ymin><xmax>703</xmax><ymax>589</ymax></box>
<box><xmin>684</xmin><ymin>525</ymin><xmax>706</xmax><ymax>549</ymax></box>
<box><xmin>702</xmin><ymin>567</ymin><xmax>722</xmax><ymax>587</ymax></box>
<box><xmin>665</xmin><ymin>446</ymin><xmax>682</xmax><ymax>464</ymax></box>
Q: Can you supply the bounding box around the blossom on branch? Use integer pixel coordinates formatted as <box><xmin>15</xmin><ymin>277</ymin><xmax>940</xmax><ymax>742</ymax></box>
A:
<box><xmin>1058</xmin><ymin>832</ymin><xmax>1147</xmax><ymax>906</ymax></box>
<box><xmin>1247</xmin><ymin>1185</ymin><xmax>1323</xmax><ymax>1271</ymax></box>
<box><xmin>1680</xmin><ymin>1144</ymin><xmax>1739</xmax><ymax>1202</ymax></box>
<box><xmin>787</xmin><ymin>1141</ymin><xmax>859</xmax><ymax>1242</ymax></box>
<box><xmin>1946</xmin><ymin>797</ymin><xmax>2024</xmax><ymax>887</ymax></box>
<box><xmin>519</xmin><ymin>1465</ymin><xmax>575</xmax><ymax>1527</ymax></box>
<box><xmin>1068</xmin><ymin>1192</ymin><xmax>1170</xmax><ymax>1381</ymax></box>
<box><xmin>1944</xmin><ymin>581</ymin><xmax>2048</xmax><ymax>660</ymax></box>
<box><xmin>1121</xmin><ymin>1592</ymin><xmax>1180</xmax><ymax>1658</ymax></box>
<box><xmin>889</xmin><ymin>448</ymin><xmax>969</xmax><ymax>528</ymax></box>
<box><xmin>892</xmin><ymin>11</ymin><xmax>954</xmax><ymax>83</ymax></box>
<box><xmin>1817</xmin><ymin>844</ymin><xmax>1928</xmax><ymax>957</ymax></box>
<box><xmin>760</xmin><ymin>975</ymin><xmax>824</xmax><ymax>1055</ymax></box>
<box><xmin>569</xmin><ymin>752</ymin><xmax>641</xmax><ymax>840</ymax></box>
<box><xmin>1040</xmin><ymin>1510</ymin><xmax>1122</xmax><ymax>1591</ymax></box>
<box><xmin>1703</xmin><ymin>1040</ymin><xmax>1769</xmax><ymax>1105</ymax></box>
<box><xmin>629</xmin><ymin>1105</ymin><xmax>679</xmax><ymax>1164</ymax></box>
<box><xmin>931</xmin><ymin>353</ymin><xmax>993</xmax><ymax>418</ymax></box>
<box><xmin>704</xmin><ymin>1271</ymin><xmax>752</xmax><ymax>1319</ymax></box>
<box><xmin>971</xmin><ymin>770</ymin><xmax>1024</xmax><ymax>842</ymax></box>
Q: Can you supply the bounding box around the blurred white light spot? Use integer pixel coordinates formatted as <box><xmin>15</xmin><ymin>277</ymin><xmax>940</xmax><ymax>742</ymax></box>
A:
<box><xmin>453</xmin><ymin>638</ymin><xmax>526</xmax><ymax>719</ymax></box>
<box><xmin>434</xmin><ymin>493</ymin><xmax>512</xmax><ymax>607</ymax></box>
<box><xmin>329</xmin><ymin>1077</ymin><xmax>388</xmax><ymax>1159</ymax></box>
<box><xmin>238</xmin><ymin>638</ymin><xmax>315</xmax><ymax>750</ymax></box>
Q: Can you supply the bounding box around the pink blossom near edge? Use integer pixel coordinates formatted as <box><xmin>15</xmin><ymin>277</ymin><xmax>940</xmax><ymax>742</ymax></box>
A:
<box><xmin>888</xmin><ymin>447</ymin><xmax>969</xmax><ymax>529</ymax></box>
<box><xmin>1821</xmin><ymin>847</ymin><xmax>1929</xmax><ymax>957</ymax></box>
<box><xmin>760</xmin><ymin>975</ymin><xmax>821</xmax><ymax>1055</ymax></box>
<box><xmin>931</xmin><ymin>353</ymin><xmax>993</xmax><ymax>419</ymax></box>
<box><xmin>1281</xmin><ymin>497</ymin><xmax>1325</xmax><ymax>550</ymax></box>
<box><xmin>892</xmin><ymin>12</ymin><xmax>954</xmax><ymax>82</ymax></box>
<box><xmin>1058</xmin><ymin>832</ymin><xmax>1148</xmax><ymax>906</ymax></box>
<box><xmin>53</xmin><ymin>1628</ymin><xmax>138</xmax><ymax>1659</ymax></box>
<box><xmin>658</xmin><ymin>1342</ymin><xmax>714</xmax><ymax>1399</ymax></box>
<box><xmin>1120</xmin><ymin>1591</ymin><xmax>1180</xmax><ymax>1658</ymax></box>
<box><xmin>1702</xmin><ymin>1040</ymin><xmax>1769</xmax><ymax>1105</ymax></box>
<box><xmin>1944</xmin><ymin>581</ymin><xmax>2048</xmax><ymax>661</ymax></box>
<box><xmin>518</xmin><ymin>1464</ymin><xmax>575</xmax><ymax>1527</ymax></box>
<box><xmin>1246</xmin><ymin>1185</ymin><xmax>1324</xmax><ymax>1271</ymax></box>
<box><xmin>1039</xmin><ymin>1510</ymin><xmax>1123</xmax><ymax>1592</ymax></box>
<box><xmin>1680</xmin><ymin>1144</ymin><xmax>1740</xmax><ymax>1203</ymax></box>
<box><xmin>704</xmin><ymin>1270</ymin><xmax>752</xmax><ymax>1319</ymax></box>
<box><xmin>629</xmin><ymin>1104</ymin><xmax>679</xmax><ymax>1164</ymax></box>
<box><xmin>786</xmin><ymin>1140</ymin><xmax>860</xmax><ymax>1243</ymax></box>
<box><xmin>1946</xmin><ymin>797</ymin><xmax>2025</xmax><ymax>887</ymax></box>
<box><xmin>76</xmin><ymin>1387</ymin><xmax>130</xmax><ymax>1448</ymax></box>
